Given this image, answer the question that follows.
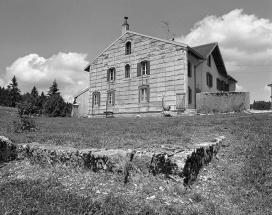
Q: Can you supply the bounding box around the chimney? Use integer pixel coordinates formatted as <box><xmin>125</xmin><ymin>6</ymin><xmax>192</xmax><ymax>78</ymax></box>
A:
<box><xmin>122</xmin><ymin>17</ymin><xmax>129</xmax><ymax>34</ymax></box>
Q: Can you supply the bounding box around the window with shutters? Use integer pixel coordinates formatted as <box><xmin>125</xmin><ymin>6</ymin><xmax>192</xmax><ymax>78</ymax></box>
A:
<box><xmin>137</xmin><ymin>61</ymin><xmax>150</xmax><ymax>77</ymax></box>
<box><xmin>207</xmin><ymin>55</ymin><xmax>211</xmax><ymax>67</ymax></box>
<box><xmin>125</xmin><ymin>41</ymin><xmax>131</xmax><ymax>55</ymax></box>
<box><xmin>125</xmin><ymin>64</ymin><xmax>130</xmax><ymax>78</ymax></box>
<box><xmin>188</xmin><ymin>86</ymin><xmax>192</xmax><ymax>104</ymax></box>
<box><xmin>138</xmin><ymin>85</ymin><xmax>150</xmax><ymax>103</ymax></box>
<box><xmin>206</xmin><ymin>72</ymin><xmax>213</xmax><ymax>88</ymax></box>
<box><xmin>107</xmin><ymin>90</ymin><xmax>115</xmax><ymax>106</ymax></box>
<box><xmin>107</xmin><ymin>68</ymin><xmax>116</xmax><ymax>82</ymax></box>
<box><xmin>188</xmin><ymin>60</ymin><xmax>192</xmax><ymax>77</ymax></box>
<box><xmin>92</xmin><ymin>92</ymin><xmax>100</xmax><ymax>107</ymax></box>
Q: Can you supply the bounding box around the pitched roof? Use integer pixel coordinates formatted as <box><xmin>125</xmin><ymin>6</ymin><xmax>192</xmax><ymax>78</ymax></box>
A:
<box><xmin>191</xmin><ymin>42</ymin><xmax>218</xmax><ymax>59</ymax></box>
<box><xmin>190</xmin><ymin>42</ymin><xmax>235</xmax><ymax>80</ymax></box>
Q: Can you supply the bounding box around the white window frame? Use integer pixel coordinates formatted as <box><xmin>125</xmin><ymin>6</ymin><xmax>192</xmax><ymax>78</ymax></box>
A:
<box><xmin>140</xmin><ymin>88</ymin><xmax>147</xmax><ymax>102</ymax></box>
<box><xmin>108</xmin><ymin>92</ymin><xmax>113</xmax><ymax>105</ymax></box>
<box><xmin>94</xmin><ymin>94</ymin><xmax>99</xmax><ymax>106</ymax></box>
<box><xmin>141</xmin><ymin>61</ymin><xmax>147</xmax><ymax>75</ymax></box>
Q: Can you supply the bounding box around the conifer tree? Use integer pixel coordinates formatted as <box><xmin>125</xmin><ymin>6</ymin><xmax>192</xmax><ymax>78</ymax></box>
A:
<box><xmin>47</xmin><ymin>80</ymin><xmax>59</xmax><ymax>97</ymax></box>
<box><xmin>31</xmin><ymin>86</ymin><xmax>39</xmax><ymax>98</ymax></box>
<box><xmin>7</xmin><ymin>76</ymin><xmax>21</xmax><ymax>107</ymax></box>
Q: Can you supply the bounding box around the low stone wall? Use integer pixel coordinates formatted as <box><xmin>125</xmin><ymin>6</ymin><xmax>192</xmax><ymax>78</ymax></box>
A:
<box><xmin>196</xmin><ymin>92</ymin><xmax>250</xmax><ymax>113</ymax></box>
<box><xmin>0</xmin><ymin>136</ymin><xmax>225</xmax><ymax>185</ymax></box>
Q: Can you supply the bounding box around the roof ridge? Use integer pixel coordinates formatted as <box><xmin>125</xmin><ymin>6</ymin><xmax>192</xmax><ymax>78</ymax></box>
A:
<box><xmin>191</xmin><ymin>42</ymin><xmax>218</xmax><ymax>48</ymax></box>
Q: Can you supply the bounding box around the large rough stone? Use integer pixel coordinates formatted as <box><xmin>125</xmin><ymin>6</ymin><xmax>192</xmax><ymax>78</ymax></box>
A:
<box><xmin>0</xmin><ymin>135</ymin><xmax>225</xmax><ymax>185</ymax></box>
<box><xmin>0</xmin><ymin>136</ymin><xmax>17</xmax><ymax>162</ymax></box>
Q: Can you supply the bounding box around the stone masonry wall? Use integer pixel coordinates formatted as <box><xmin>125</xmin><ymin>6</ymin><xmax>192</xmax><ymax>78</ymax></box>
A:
<box><xmin>196</xmin><ymin>92</ymin><xmax>250</xmax><ymax>113</ymax></box>
<box><xmin>0</xmin><ymin>135</ymin><xmax>225</xmax><ymax>185</ymax></box>
<box><xmin>89</xmin><ymin>32</ymin><xmax>187</xmax><ymax>116</ymax></box>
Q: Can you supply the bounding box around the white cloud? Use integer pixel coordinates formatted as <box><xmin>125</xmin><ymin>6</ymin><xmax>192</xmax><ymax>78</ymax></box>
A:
<box><xmin>236</xmin><ymin>84</ymin><xmax>244</xmax><ymax>91</ymax></box>
<box><xmin>175</xmin><ymin>9</ymin><xmax>272</xmax><ymax>67</ymax></box>
<box><xmin>4</xmin><ymin>52</ymin><xmax>89</xmax><ymax>101</ymax></box>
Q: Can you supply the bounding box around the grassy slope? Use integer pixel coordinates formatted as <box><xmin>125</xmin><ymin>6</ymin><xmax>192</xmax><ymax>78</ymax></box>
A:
<box><xmin>0</xmin><ymin>107</ymin><xmax>271</xmax><ymax>214</ymax></box>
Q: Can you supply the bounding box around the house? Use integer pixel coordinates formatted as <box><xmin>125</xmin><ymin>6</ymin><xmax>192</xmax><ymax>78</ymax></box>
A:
<box><xmin>73</xmin><ymin>17</ymin><xmax>237</xmax><ymax>117</ymax></box>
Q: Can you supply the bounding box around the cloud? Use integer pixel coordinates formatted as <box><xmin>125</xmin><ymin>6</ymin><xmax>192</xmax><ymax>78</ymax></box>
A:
<box><xmin>175</xmin><ymin>9</ymin><xmax>272</xmax><ymax>67</ymax></box>
<box><xmin>236</xmin><ymin>84</ymin><xmax>244</xmax><ymax>91</ymax></box>
<box><xmin>4</xmin><ymin>52</ymin><xmax>89</xmax><ymax>101</ymax></box>
<box><xmin>262</xmin><ymin>85</ymin><xmax>271</xmax><ymax>93</ymax></box>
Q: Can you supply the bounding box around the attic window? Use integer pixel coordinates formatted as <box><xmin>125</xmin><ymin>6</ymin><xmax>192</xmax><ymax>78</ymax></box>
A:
<box><xmin>125</xmin><ymin>41</ymin><xmax>131</xmax><ymax>55</ymax></box>
<box><xmin>207</xmin><ymin>55</ymin><xmax>211</xmax><ymax>67</ymax></box>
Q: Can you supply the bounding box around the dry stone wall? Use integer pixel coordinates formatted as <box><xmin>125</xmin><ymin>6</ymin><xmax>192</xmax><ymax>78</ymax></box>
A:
<box><xmin>0</xmin><ymin>136</ymin><xmax>224</xmax><ymax>185</ymax></box>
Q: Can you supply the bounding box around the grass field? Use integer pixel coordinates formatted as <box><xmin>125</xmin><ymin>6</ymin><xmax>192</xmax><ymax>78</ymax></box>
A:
<box><xmin>0</xmin><ymin>106</ymin><xmax>272</xmax><ymax>214</ymax></box>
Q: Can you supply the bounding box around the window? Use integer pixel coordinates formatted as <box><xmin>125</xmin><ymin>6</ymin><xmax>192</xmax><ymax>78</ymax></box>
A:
<box><xmin>92</xmin><ymin>92</ymin><xmax>100</xmax><ymax>106</ymax></box>
<box><xmin>125</xmin><ymin>42</ymin><xmax>131</xmax><ymax>55</ymax></box>
<box><xmin>107</xmin><ymin>68</ymin><xmax>116</xmax><ymax>82</ymax></box>
<box><xmin>225</xmin><ymin>83</ymin><xmax>229</xmax><ymax>91</ymax></box>
<box><xmin>207</xmin><ymin>55</ymin><xmax>211</xmax><ymax>67</ymax></box>
<box><xmin>221</xmin><ymin>80</ymin><xmax>224</xmax><ymax>91</ymax></box>
<box><xmin>138</xmin><ymin>85</ymin><xmax>150</xmax><ymax>103</ymax></box>
<box><xmin>188</xmin><ymin>86</ymin><xmax>192</xmax><ymax>104</ymax></box>
<box><xmin>217</xmin><ymin>78</ymin><xmax>221</xmax><ymax>90</ymax></box>
<box><xmin>107</xmin><ymin>91</ymin><xmax>115</xmax><ymax>106</ymax></box>
<box><xmin>137</xmin><ymin>61</ymin><xmax>150</xmax><ymax>76</ymax></box>
<box><xmin>206</xmin><ymin>72</ymin><xmax>213</xmax><ymax>88</ymax></box>
<box><xmin>125</xmin><ymin>64</ymin><xmax>130</xmax><ymax>78</ymax></box>
<box><xmin>188</xmin><ymin>60</ymin><xmax>192</xmax><ymax>77</ymax></box>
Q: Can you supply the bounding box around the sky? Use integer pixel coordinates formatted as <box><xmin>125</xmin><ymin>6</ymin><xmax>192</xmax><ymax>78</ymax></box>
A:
<box><xmin>0</xmin><ymin>0</ymin><xmax>272</xmax><ymax>103</ymax></box>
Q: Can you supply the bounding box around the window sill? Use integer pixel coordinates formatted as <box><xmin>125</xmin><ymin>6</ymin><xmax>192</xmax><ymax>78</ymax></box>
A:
<box><xmin>138</xmin><ymin>75</ymin><xmax>150</xmax><ymax>78</ymax></box>
<box><xmin>107</xmin><ymin>81</ymin><xmax>115</xmax><ymax>83</ymax></box>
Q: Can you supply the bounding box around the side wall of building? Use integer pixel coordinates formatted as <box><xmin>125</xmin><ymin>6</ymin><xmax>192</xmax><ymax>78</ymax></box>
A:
<box><xmin>89</xmin><ymin>32</ymin><xmax>187</xmax><ymax>116</ymax></box>
<box><xmin>75</xmin><ymin>90</ymin><xmax>89</xmax><ymax>117</ymax></box>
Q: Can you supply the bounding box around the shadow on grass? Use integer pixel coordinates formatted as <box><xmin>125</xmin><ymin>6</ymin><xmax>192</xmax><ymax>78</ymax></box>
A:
<box><xmin>0</xmin><ymin>177</ymin><xmax>190</xmax><ymax>215</ymax></box>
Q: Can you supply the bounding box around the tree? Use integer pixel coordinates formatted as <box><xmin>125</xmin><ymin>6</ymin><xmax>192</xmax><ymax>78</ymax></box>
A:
<box><xmin>31</xmin><ymin>86</ymin><xmax>39</xmax><ymax>98</ymax></box>
<box><xmin>7</xmin><ymin>76</ymin><xmax>21</xmax><ymax>107</ymax></box>
<box><xmin>47</xmin><ymin>80</ymin><xmax>59</xmax><ymax>97</ymax></box>
<box><xmin>43</xmin><ymin>94</ymin><xmax>66</xmax><ymax>117</ymax></box>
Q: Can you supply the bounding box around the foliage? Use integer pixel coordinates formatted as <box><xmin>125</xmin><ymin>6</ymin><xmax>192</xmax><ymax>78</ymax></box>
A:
<box><xmin>13</xmin><ymin>102</ymin><xmax>37</xmax><ymax>132</ymax></box>
<box><xmin>250</xmin><ymin>100</ymin><xmax>271</xmax><ymax>110</ymax></box>
<box><xmin>43</xmin><ymin>94</ymin><xmax>68</xmax><ymax>117</ymax></box>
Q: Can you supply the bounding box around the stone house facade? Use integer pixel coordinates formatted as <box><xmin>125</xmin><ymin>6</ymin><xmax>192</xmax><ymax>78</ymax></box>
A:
<box><xmin>73</xmin><ymin>17</ymin><xmax>237</xmax><ymax>117</ymax></box>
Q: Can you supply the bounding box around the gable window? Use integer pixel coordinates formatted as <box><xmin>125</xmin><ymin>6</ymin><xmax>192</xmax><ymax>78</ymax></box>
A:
<box><xmin>206</xmin><ymin>72</ymin><xmax>213</xmax><ymax>88</ymax></box>
<box><xmin>107</xmin><ymin>90</ymin><xmax>115</xmax><ymax>106</ymax></box>
<box><xmin>207</xmin><ymin>55</ymin><xmax>211</xmax><ymax>67</ymax></box>
<box><xmin>188</xmin><ymin>60</ymin><xmax>192</xmax><ymax>77</ymax></box>
<box><xmin>137</xmin><ymin>61</ymin><xmax>150</xmax><ymax>76</ymax></box>
<box><xmin>125</xmin><ymin>41</ymin><xmax>131</xmax><ymax>55</ymax></box>
<box><xmin>138</xmin><ymin>85</ymin><xmax>150</xmax><ymax>103</ymax></box>
<box><xmin>125</xmin><ymin>64</ymin><xmax>130</xmax><ymax>78</ymax></box>
<box><xmin>188</xmin><ymin>86</ymin><xmax>192</xmax><ymax>104</ymax></box>
<box><xmin>92</xmin><ymin>92</ymin><xmax>100</xmax><ymax>107</ymax></box>
<box><xmin>107</xmin><ymin>68</ymin><xmax>116</xmax><ymax>82</ymax></box>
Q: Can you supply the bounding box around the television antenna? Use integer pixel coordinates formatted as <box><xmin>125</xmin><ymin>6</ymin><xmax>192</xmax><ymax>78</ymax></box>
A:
<box><xmin>160</xmin><ymin>21</ymin><xmax>176</xmax><ymax>40</ymax></box>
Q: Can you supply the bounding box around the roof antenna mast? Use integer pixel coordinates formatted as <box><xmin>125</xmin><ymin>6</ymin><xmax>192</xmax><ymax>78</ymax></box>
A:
<box><xmin>160</xmin><ymin>21</ymin><xmax>176</xmax><ymax>40</ymax></box>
